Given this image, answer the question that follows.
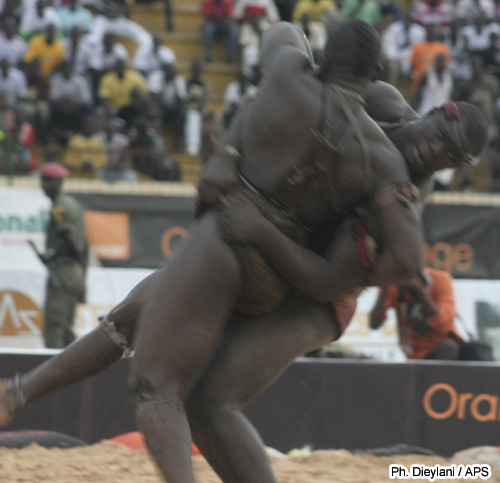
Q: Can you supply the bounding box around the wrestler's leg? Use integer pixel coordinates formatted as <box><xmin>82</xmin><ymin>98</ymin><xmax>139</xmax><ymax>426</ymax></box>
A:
<box><xmin>129</xmin><ymin>215</ymin><xmax>241</xmax><ymax>483</ymax></box>
<box><xmin>186</xmin><ymin>295</ymin><xmax>337</xmax><ymax>483</ymax></box>
<box><xmin>0</xmin><ymin>269</ymin><xmax>162</xmax><ymax>427</ymax></box>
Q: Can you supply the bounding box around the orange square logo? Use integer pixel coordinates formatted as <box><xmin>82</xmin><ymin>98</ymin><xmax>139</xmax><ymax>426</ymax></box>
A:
<box><xmin>85</xmin><ymin>212</ymin><xmax>130</xmax><ymax>260</ymax></box>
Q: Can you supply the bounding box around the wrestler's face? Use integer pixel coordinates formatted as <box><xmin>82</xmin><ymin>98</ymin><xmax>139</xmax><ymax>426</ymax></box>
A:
<box><xmin>397</xmin><ymin>110</ymin><xmax>474</xmax><ymax>175</ymax></box>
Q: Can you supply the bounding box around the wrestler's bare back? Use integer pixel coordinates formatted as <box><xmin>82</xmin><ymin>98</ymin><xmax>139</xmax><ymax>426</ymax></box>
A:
<box><xmin>236</xmin><ymin>45</ymin><xmax>412</xmax><ymax>231</ymax></box>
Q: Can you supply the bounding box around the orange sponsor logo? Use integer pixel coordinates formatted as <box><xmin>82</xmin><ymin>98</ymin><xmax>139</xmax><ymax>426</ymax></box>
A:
<box><xmin>85</xmin><ymin>211</ymin><xmax>130</xmax><ymax>260</ymax></box>
<box><xmin>161</xmin><ymin>226</ymin><xmax>189</xmax><ymax>258</ymax></box>
<box><xmin>424</xmin><ymin>242</ymin><xmax>474</xmax><ymax>273</ymax></box>
<box><xmin>423</xmin><ymin>383</ymin><xmax>500</xmax><ymax>422</ymax></box>
<box><xmin>0</xmin><ymin>290</ymin><xmax>43</xmax><ymax>336</ymax></box>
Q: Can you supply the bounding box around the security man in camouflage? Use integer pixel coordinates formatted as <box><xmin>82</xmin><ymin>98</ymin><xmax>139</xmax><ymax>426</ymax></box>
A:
<box><xmin>40</xmin><ymin>163</ymin><xmax>88</xmax><ymax>348</ymax></box>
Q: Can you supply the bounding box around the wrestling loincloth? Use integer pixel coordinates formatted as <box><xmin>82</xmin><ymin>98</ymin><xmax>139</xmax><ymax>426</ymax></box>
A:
<box><xmin>230</xmin><ymin>179</ymin><xmax>310</xmax><ymax>317</ymax></box>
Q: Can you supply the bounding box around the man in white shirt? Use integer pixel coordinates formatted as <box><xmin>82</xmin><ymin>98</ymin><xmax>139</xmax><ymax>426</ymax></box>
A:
<box><xmin>385</xmin><ymin>13</ymin><xmax>426</xmax><ymax>78</ymax></box>
<box><xmin>133</xmin><ymin>33</ymin><xmax>176</xmax><ymax>77</ymax></box>
<box><xmin>0</xmin><ymin>17</ymin><xmax>27</xmax><ymax>67</ymax></box>
<box><xmin>0</xmin><ymin>57</ymin><xmax>28</xmax><ymax>108</ymax></box>
<box><xmin>19</xmin><ymin>0</ymin><xmax>61</xmax><ymax>40</ymax></box>
<box><xmin>148</xmin><ymin>61</ymin><xmax>187</xmax><ymax>151</ymax></box>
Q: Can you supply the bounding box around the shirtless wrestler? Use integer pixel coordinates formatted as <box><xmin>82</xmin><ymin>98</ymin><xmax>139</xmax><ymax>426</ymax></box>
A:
<box><xmin>0</xmin><ymin>21</ymin><xmax>484</xmax><ymax>483</ymax></box>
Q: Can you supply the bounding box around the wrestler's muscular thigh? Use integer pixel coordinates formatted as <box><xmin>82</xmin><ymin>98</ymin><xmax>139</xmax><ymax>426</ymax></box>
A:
<box><xmin>131</xmin><ymin>214</ymin><xmax>242</xmax><ymax>391</ymax></box>
<box><xmin>186</xmin><ymin>296</ymin><xmax>336</xmax><ymax>483</ymax></box>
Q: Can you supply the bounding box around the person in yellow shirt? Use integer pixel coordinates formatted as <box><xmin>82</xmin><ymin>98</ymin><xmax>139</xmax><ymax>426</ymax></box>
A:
<box><xmin>292</xmin><ymin>0</ymin><xmax>336</xmax><ymax>57</ymax></box>
<box><xmin>98</xmin><ymin>58</ymin><xmax>148</xmax><ymax>115</ymax></box>
<box><xmin>64</xmin><ymin>115</ymin><xmax>107</xmax><ymax>174</ymax></box>
<box><xmin>292</xmin><ymin>0</ymin><xmax>336</xmax><ymax>21</ymax></box>
<box><xmin>23</xmin><ymin>24</ymin><xmax>65</xmax><ymax>76</ymax></box>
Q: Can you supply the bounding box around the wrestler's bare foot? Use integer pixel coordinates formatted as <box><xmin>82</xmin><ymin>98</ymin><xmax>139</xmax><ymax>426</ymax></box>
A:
<box><xmin>0</xmin><ymin>378</ymin><xmax>23</xmax><ymax>427</ymax></box>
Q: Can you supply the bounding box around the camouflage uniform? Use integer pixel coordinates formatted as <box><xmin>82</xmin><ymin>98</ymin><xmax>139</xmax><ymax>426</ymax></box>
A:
<box><xmin>44</xmin><ymin>193</ymin><xmax>87</xmax><ymax>348</ymax></box>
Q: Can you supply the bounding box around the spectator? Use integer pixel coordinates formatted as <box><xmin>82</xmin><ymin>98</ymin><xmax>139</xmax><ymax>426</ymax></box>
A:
<box><xmin>293</xmin><ymin>0</ymin><xmax>332</xmax><ymax>58</ymax></box>
<box><xmin>460</xmin><ymin>14</ymin><xmax>500</xmax><ymax>61</ymax></box>
<box><xmin>148</xmin><ymin>61</ymin><xmax>187</xmax><ymax>152</ymax></box>
<box><xmin>129</xmin><ymin>102</ymin><xmax>181</xmax><ymax>181</ymax></box>
<box><xmin>409</xmin><ymin>24</ymin><xmax>451</xmax><ymax>93</ymax></box>
<box><xmin>234</xmin><ymin>0</ymin><xmax>280</xmax><ymax>24</ymax></box>
<box><xmin>0</xmin><ymin>0</ymin><xmax>21</xmax><ymax>26</ymax></box>
<box><xmin>293</xmin><ymin>0</ymin><xmax>335</xmax><ymax>56</ymax></box>
<box><xmin>63</xmin><ymin>26</ymin><xmax>94</xmax><ymax>76</ymax></box>
<box><xmin>185</xmin><ymin>58</ymin><xmax>210</xmax><ymax>156</ymax></box>
<box><xmin>0</xmin><ymin>57</ymin><xmax>28</xmax><ymax>109</ymax></box>
<box><xmin>200</xmin><ymin>111</ymin><xmax>223</xmax><ymax>164</ymax></box>
<box><xmin>39</xmin><ymin>162</ymin><xmax>88</xmax><ymax>348</ymax></box>
<box><xmin>97</xmin><ymin>116</ymin><xmax>136</xmax><ymax>181</ymax></box>
<box><xmin>89</xmin><ymin>0</ymin><xmax>150</xmax><ymax>50</ymax></box>
<box><xmin>48</xmin><ymin>59</ymin><xmax>92</xmax><ymax>145</ymax></box>
<box><xmin>456</xmin><ymin>54</ymin><xmax>500</xmax><ymax>134</ymax></box>
<box><xmin>98</xmin><ymin>58</ymin><xmax>148</xmax><ymax>119</ymax></box>
<box><xmin>0</xmin><ymin>16</ymin><xmax>28</xmax><ymax>67</ymax></box>
<box><xmin>292</xmin><ymin>0</ymin><xmax>336</xmax><ymax>22</ymax></box>
<box><xmin>383</xmin><ymin>13</ymin><xmax>426</xmax><ymax>84</ymax></box>
<box><xmin>414</xmin><ymin>54</ymin><xmax>453</xmax><ymax>116</ymax></box>
<box><xmin>236</xmin><ymin>0</ymin><xmax>279</xmax><ymax>68</ymax></box>
<box><xmin>19</xmin><ymin>0</ymin><xmax>61</xmax><ymax>40</ymax></box>
<box><xmin>412</xmin><ymin>0</ymin><xmax>453</xmax><ymax>27</ymax></box>
<box><xmin>274</xmin><ymin>0</ymin><xmax>296</xmax><ymax>21</ymax></box>
<box><xmin>118</xmin><ymin>87</ymin><xmax>149</xmax><ymax>129</ymax></box>
<box><xmin>369</xmin><ymin>268</ymin><xmax>463</xmax><ymax>360</ymax></box>
<box><xmin>222</xmin><ymin>71</ymin><xmax>258</xmax><ymax>127</ymax></box>
<box><xmin>341</xmin><ymin>0</ymin><xmax>381</xmax><ymax>24</ymax></box>
<box><xmin>88</xmin><ymin>31</ymin><xmax>129</xmax><ymax>95</ymax></box>
<box><xmin>455</xmin><ymin>0</ymin><xmax>495</xmax><ymax>21</ymax></box>
<box><xmin>201</xmin><ymin>0</ymin><xmax>238</xmax><ymax>63</ymax></box>
<box><xmin>23</xmin><ymin>23</ymin><xmax>65</xmax><ymax>76</ymax></box>
<box><xmin>133</xmin><ymin>32</ymin><xmax>176</xmax><ymax>77</ymax></box>
<box><xmin>64</xmin><ymin>114</ymin><xmax>107</xmax><ymax>175</ymax></box>
<box><xmin>239</xmin><ymin>15</ymin><xmax>264</xmax><ymax>78</ymax></box>
<box><xmin>0</xmin><ymin>106</ymin><xmax>37</xmax><ymax>174</ymax></box>
<box><xmin>21</xmin><ymin>58</ymin><xmax>50</xmax><ymax>141</ymax></box>
<box><xmin>57</xmin><ymin>0</ymin><xmax>93</xmax><ymax>37</ymax></box>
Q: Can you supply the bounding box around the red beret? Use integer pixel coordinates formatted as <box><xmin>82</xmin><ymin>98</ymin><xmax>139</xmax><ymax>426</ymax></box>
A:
<box><xmin>40</xmin><ymin>163</ymin><xmax>69</xmax><ymax>179</ymax></box>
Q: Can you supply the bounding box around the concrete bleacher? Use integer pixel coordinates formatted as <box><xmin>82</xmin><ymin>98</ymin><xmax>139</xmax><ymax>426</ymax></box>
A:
<box><xmin>125</xmin><ymin>1</ymin><xmax>240</xmax><ymax>184</ymax></box>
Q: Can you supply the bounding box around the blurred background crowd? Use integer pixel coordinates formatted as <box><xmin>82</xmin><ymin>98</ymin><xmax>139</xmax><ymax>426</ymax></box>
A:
<box><xmin>2</xmin><ymin>0</ymin><xmax>500</xmax><ymax>190</ymax></box>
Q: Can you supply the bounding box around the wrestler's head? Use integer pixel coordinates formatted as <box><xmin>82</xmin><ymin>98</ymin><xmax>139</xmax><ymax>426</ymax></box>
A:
<box><xmin>320</xmin><ymin>19</ymin><xmax>381</xmax><ymax>82</ymax></box>
<box><xmin>390</xmin><ymin>101</ymin><xmax>489</xmax><ymax>175</ymax></box>
<box><xmin>260</xmin><ymin>22</ymin><xmax>314</xmax><ymax>71</ymax></box>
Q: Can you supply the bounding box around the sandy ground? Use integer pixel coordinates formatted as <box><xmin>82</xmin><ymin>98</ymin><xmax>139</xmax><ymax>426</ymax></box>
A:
<box><xmin>1</xmin><ymin>441</ymin><xmax>500</xmax><ymax>483</ymax></box>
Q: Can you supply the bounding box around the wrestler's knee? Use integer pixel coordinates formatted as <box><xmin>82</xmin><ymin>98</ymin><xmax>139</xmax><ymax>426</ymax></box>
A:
<box><xmin>128</xmin><ymin>373</ymin><xmax>184</xmax><ymax>414</ymax></box>
<box><xmin>99</xmin><ymin>314</ymin><xmax>134</xmax><ymax>357</ymax></box>
<box><xmin>185</xmin><ymin>386</ymin><xmax>233</xmax><ymax>430</ymax></box>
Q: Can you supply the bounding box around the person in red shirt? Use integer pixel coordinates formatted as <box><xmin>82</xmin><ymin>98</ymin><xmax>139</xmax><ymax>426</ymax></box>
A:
<box><xmin>369</xmin><ymin>267</ymin><xmax>462</xmax><ymax>360</ymax></box>
<box><xmin>201</xmin><ymin>0</ymin><xmax>238</xmax><ymax>63</ymax></box>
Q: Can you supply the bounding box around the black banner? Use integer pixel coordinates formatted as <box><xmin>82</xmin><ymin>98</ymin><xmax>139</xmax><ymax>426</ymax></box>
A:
<box><xmin>422</xmin><ymin>204</ymin><xmax>500</xmax><ymax>279</ymax></box>
<box><xmin>74</xmin><ymin>193</ymin><xmax>195</xmax><ymax>269</ymax></box>
<box><xmin>2</xmin><ymin>354</ymin><xmax>500</xmax><ymax>457</ymax></box>
<box><xmin>70</xmin><ymin>192</ymin><xmax>500</xmax><ymax>278</ymax></box>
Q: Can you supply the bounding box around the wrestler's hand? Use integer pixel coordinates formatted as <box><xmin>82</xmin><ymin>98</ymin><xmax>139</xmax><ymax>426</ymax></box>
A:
<box><xmin>216</xmin><ymin>195</ymin><xmax>268</xmax><ymax>244</ymax></box>
<box><xmin>197</xmin><ymin>153</ymin><xmax>239</xmax><ymax>209</ymax></box>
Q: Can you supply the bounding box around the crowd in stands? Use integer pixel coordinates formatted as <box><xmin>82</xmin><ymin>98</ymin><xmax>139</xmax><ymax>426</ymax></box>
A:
<box><xmin>1</xmin><ymin>0</ymin><xmax>500</xmax><ymax>189</ymax></box>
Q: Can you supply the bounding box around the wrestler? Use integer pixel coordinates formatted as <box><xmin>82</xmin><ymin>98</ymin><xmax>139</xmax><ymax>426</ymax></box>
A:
<box><xmin>0</xmin><ymin>98</ymin><xmax>487</xmax><ymax>483</ymax></box>
<box><xmin>183</xmin><ymin>92</ymin><xmax>488</xmax><ymax>483</ymax></box>
<box><xmin>0</xmin><ymin>22</ymin><xmax>478</xmax><ymax>483</ymax></box>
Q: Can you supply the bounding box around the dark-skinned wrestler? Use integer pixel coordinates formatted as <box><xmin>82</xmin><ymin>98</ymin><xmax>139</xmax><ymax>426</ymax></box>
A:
<box><xmin>0</xmin><ymin>23</ymin><xmax>487</xmax><ymax>483</ymax></box>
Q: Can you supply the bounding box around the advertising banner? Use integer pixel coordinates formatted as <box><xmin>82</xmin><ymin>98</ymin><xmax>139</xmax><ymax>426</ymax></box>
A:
<box><xmin>3</xmin><ymin>186</ymin><xmax>500</xmax><ymax>276</ymax></box>
<box><xmin>2</xmin><ymin>353</ymin><xmax>500</xmax><ymax>458</ymax></box>
<box><xmin>422</xmin><ymin>204</ymin><xmax>500</xmax><ymax>279</ymax></box>
<box><xmin>2</xmin><ymin>266</ymin><xmax>500</xmax><ymax>362</ymax></box>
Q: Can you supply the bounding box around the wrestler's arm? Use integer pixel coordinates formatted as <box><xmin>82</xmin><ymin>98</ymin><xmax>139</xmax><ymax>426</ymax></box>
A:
<box><xmin>216</xmin><ymin>190</ymin><xmax>417</xmax><ymax>303</ymax></box>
